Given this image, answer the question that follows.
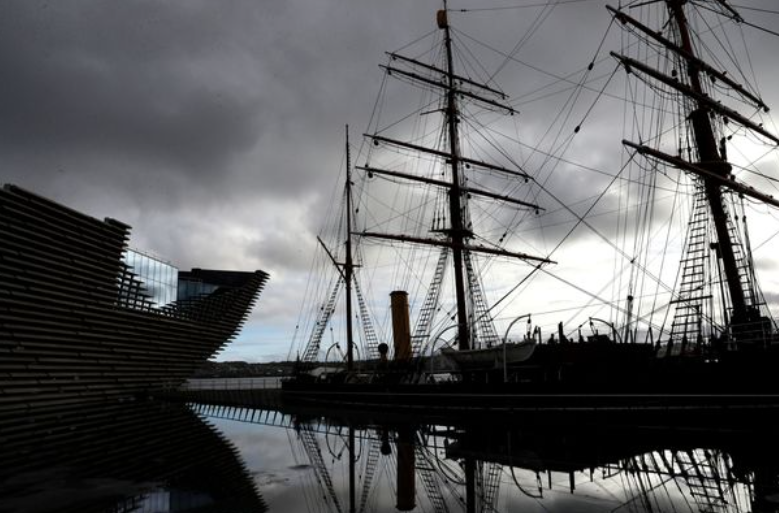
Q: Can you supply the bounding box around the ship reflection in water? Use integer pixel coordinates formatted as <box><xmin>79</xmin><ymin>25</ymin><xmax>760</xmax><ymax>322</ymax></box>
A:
<box><xmin>5</xmin><ymin>400</ymin><xmax>779</xmax><ymax>513</ymax></box>
<box><xmin>0</xmin><ymin>400</ymin><xmax>266</xmax><ymax>513</ymax></box>
<box><xmin>201</xmin><ymin>401</ymin><xmax>779</xmax><ymax>513</ymax></box>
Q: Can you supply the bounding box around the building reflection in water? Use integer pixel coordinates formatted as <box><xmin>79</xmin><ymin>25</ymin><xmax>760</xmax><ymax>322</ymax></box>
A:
<box><xmin>195</xmin><ymin>402</ymin><xmax>779</xmax><ymax>513</ymax></box>
<box><xmin>0</xmin><ymin>400</ymin><xmax>266</xmax><ymax>513</ymax></box>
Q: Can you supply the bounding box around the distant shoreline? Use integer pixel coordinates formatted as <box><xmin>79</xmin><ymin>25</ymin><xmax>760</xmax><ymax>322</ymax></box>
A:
<box><xmin>194</xmin><ymin>360</ymin><xmax>295</xmax><ymax>378</ymax></box>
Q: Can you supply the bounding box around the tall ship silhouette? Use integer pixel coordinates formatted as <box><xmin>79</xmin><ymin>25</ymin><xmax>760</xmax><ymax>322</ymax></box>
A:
<box><xmin>283</xmin><ymin>0</ymin><xmax>779</xmax><ymax>411</ymax></box>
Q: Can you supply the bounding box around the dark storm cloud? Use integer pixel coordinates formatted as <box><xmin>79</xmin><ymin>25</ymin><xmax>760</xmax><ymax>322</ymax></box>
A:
<box><xmin>0</xmin><ymin>0</ymin><xmax>443</xmax><ymax>208</ymax></box>
<box><xmin>0</xmin><ymin>0</ymin><xmax>435</xmax><ymax>276</ymax></box>
<box><xmin>0</xmin><ymin>2</ymin><xmax>265</xmax><ymax>179</ymax></box>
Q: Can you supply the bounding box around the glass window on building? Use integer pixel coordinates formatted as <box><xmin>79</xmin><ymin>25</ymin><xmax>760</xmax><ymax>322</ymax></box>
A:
<box><xmin>122</xmin><ymin>249</ymin><xmax>179</xmax><ymax>308</ymax></box>
<box><xmin>177</xmin><ymin>278</ymin><xmax>219</xmax><ymax>302</ymax></box>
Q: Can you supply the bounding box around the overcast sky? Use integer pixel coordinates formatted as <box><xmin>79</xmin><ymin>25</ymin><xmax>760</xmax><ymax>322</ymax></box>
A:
<box><xmin>3</xmin><ymin>0</ymin><xmax>779</xmax><ymax>362</ymax></box>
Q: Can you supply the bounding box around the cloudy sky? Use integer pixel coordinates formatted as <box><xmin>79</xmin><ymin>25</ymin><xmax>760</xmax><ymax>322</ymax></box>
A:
<box><xmin>3</xmin><ymin>0</ymin><xmax>779</xmax><ymax>362</ymax></box>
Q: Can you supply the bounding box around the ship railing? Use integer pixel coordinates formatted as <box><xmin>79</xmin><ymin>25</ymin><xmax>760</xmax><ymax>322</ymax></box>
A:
<box><xmin>179</xmin><ymin>376</ymin><xmax>285</xmax><ymax>391</ymax></box>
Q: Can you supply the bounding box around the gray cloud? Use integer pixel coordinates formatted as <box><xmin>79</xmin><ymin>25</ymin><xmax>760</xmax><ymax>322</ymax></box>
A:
<box><xmin>0</xmin><ymin>2</ymin><xmax>263</xmax><ymax>174</ymax></box>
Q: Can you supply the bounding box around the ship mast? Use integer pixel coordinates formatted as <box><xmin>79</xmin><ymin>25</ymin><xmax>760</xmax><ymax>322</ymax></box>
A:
<box><xmin>345</xmin><ymin>125</ymin><xmax>355</xmax><ymax>370</ymax></box>
<box><xmin>666</xmin><ymin>0</ymin><xmax>748</xmax><ymax>327</ymax></box>
<box><xmin>612</xmin><ymin>0</ymin><xmax>779</xmax><ymax>344</ymax></box>
<box><xmin>359</xmin><ymin>5</ymin><xmax>551</xmax><ymax>355</ymax></box>
<box><xmin>439</xmin><ymin>3</ymin><xmax>471</xmax><ymax>351</ymax></box>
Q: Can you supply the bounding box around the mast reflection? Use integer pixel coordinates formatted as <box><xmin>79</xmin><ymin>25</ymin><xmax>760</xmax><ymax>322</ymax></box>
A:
<box><xmin>195</xmin><ymin>401</ymin><xmax>779</xmax><ymax>513</ymax></box>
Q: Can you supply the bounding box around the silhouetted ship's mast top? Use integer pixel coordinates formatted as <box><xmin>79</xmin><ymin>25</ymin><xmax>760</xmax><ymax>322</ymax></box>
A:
<box><xmin>297</xmin><ymin>0</ymin><xmax>779</xmax><ymax>376</ymax></box>
<box><xmin>360</xmin><ymin>3</ymin><xmax>550</xmax><ymax>351</ymax></box>
<box><xmin>297</xmin><ymin>3</ymin><xmax>554</xmax><ymax>365</ymax></box>
<box><xmin>611</xmin><ymin>0</ymin><xmax>779</xmax><ymax>348</ymax></box>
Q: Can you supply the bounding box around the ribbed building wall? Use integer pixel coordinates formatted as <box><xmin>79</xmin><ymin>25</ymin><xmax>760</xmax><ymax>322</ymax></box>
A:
<box><xmin>0</xmin><ymin>184</ymin><xmax>269</xmax><ymax>414</ymax></box>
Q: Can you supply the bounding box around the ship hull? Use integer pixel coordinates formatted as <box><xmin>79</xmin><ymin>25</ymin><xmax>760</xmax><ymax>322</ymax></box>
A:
<box><xmin>282</xmin><ymin>342</ymin><xmax>779</xmax><ymax>416</ymax></box>
<box><xmin>281</xmin><ymin>380</ymin><xmax>779</xmax><ymax>420</ymax></box>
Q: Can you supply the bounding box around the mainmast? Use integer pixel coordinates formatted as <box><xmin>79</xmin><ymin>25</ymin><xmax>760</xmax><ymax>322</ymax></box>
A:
<box><xmin>359</xmin><ymin>4</ymin><xmax>551</xmax><ymax>355</ymax></box>
<box><xmin>439</xmin><ymin>4</ymin><xmax>471</xmax><ymax>351</ymax></box>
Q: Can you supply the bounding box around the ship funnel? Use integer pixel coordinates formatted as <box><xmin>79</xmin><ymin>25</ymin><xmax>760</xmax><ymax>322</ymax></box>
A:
<box><xmin>390</xmin><ymin>291</ymin><xmax>412</xmax><ymax>361</ymax></box>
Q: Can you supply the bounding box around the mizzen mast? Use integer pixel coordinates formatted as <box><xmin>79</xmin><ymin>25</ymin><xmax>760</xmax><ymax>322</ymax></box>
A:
<box><xmin>345</xmin><ymin>125</ymin><xmax>355</xmax><ymax>370</ymax></box>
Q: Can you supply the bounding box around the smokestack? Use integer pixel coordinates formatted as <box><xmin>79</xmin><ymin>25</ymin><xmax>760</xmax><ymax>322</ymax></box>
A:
<box><xmin>390</xmin><ymin>291</ymin><xmax>411</xmax><ymax>361</ymax></box>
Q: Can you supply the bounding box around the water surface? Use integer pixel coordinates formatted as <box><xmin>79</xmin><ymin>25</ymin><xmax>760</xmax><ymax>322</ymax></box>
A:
<box><xmin>205</xmin><ymin>402</ymin><xmax>777</xmax><ymax>513</ymax></box>
<box><xmin>5</xmin><ymin>398</ymin><xmax>778</xmax><ymax>512</ymax></box>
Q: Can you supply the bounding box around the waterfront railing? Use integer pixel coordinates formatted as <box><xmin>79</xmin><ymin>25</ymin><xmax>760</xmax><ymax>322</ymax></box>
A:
<box><xmin>180</xmin><ymin>376</ymin><xmax>284</xmax><ymax>391</ymax></box>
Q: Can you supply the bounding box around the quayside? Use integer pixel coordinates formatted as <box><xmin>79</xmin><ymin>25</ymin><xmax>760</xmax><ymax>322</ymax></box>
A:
<box><xmin>283</xmin><ymin>0</ymin><xmax>779</xmax><ymax>410</ymax></box>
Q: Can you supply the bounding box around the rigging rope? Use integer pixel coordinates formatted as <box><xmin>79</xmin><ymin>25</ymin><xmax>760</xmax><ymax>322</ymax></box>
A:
<box><xmin>696</xmin><ymin>1</ymin><xmax>779</xmax><ymax>38</ymax></box>
<box><xmin>456</xmin><ymin>0</ymin><xmax>597</xmax><ymax>12</ymax></box>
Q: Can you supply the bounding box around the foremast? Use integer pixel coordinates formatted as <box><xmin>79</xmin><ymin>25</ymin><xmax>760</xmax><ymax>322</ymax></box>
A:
<box><xmin>611</xmin><ymin>0</ymin><xmax>779</xmax><ymax>346</ymax></box>
<box><xmin>670</xmin><ymin>0</ymin><xmax>747</xmax><ymax>331</ymax></box>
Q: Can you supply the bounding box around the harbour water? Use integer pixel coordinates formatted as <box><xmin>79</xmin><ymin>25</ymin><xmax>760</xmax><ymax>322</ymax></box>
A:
<box><xmin>207</xmin><ymin>403</ymin><xmax>779</xmax><ymax>513</ymax></box>
<box><xmin>6</xmin><ymin>387</ymin><xmax>779</xmax><ymax>513</ymax></box>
